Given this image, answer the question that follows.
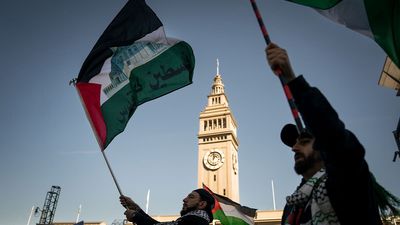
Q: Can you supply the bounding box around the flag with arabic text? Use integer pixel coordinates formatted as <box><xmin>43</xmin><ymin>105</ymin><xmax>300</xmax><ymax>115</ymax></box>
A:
<box><xmin>76</xmin><ymin>0</ymin><xmax>194</xmax><ymax>150</ymax></box>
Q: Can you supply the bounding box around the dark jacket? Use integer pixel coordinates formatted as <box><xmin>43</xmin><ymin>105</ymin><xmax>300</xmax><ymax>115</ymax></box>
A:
<box><xmin>282</xmin><ymin>76</ymin><xmax>382</xmax><ymax>225</ymax></box>
<box><xmin>132</xmin><ymin>209</ymin><xmax>211</xmax><ymax>225</ymax></box>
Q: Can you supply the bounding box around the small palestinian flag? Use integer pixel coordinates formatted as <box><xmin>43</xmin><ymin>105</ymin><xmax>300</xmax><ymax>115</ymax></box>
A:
<box><xmin>75</xmin><ymin>0</ymin><xmax>195</xmax><ymax>150</ymax></box>
<box><xmin>204</xmin><ymin>185</ymin><xmax>257</xmax><ymax>225</ymax></box>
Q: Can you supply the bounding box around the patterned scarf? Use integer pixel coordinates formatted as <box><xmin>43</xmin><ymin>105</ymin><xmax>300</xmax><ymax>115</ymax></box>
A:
<box><xmin>156</xmin><ymin>210</ymin><xmax>210</xmax><ymax>225</ymax></box>
<box><xmin>284</xmin><ymin>169</ymin><xmax>340</xmax><ymax>225</ymax></box>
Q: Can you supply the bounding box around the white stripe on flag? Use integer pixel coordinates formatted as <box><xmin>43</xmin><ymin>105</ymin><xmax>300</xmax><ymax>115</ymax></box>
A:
<box><xmin>315</xmin><ymin>0</ymin><xmax>373</xmax><ymax>38</ymax></box>
<box><xmin>220</xmin><ymin>202</ymin><xmax>254</xmax><ymax>225</ymax></box>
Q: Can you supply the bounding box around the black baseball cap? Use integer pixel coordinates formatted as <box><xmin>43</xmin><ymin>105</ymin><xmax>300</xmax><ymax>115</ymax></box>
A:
<box><xmin>280</xmin><ymin>124</ymin><xmax>313</xmax><ymax>147</ymax></box>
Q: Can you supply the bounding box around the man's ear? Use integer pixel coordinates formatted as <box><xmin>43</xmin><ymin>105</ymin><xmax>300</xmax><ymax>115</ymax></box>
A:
<box><xmin>198</xmin><ymin>200</ymin><xmax>207</xmax><ymax>210</ymax></box>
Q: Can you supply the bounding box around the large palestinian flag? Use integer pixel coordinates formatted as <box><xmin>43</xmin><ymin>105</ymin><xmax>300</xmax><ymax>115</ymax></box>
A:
<box><xmin>204</xmin><ymin>185</ymin><xmax>257</xmax><ymax>225</ymax></box>
<box><xmin>287</xmin><ymin>0</ymin><xmax>400</xmax><ymax>68</ymax></box>
<box><xmin>76</xmin><ymin>0</ymin><xmax>195</xmax><ymax>150</ymax></box>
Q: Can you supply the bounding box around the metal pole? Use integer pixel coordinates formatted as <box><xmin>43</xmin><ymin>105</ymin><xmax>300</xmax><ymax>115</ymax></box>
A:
<box><xmin>102</xmin><ymin>151</ymin><xmax>124</xmax><ymax>196</ymax></box>
<box><xmin>26</xmin><ymin>206</ymin><xmax>35</xmax><ymax>225</ymax></box>
<box><xmin>76</xmin><ymin>204</ymin><xmax>82</xmax><ymax>223</ymax></box>
<box><xmin>271</xmin><ymin>180</ymin><xmax>276</xmax><ymax>210</ymax></box>
<box><xmin>145</xmin><ymin>189</ymin><xmax>150</xmax><ymax>213</ymax></box>
<box><xmin>249</xmin><ymin>0</ymin><xmax>304</xmax><ymax>133</ymax></box>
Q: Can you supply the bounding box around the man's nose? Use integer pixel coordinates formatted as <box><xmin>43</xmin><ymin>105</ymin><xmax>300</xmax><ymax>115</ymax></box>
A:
<box><xmin>291</xmin><ymin>145</ymin><xmax>300</xmax><ymax>153</ymax></box>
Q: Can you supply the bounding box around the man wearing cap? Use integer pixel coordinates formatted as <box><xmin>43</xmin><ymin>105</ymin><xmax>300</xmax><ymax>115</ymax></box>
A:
<box><xmin>120</xmin><ymin>188</ymin><xmax>214</xmax><ymax>225</ymax></box>
<box><xmin>266</xmin><ymin>43</ymin><xmax>383</xmax><ymax>225</ymax></box>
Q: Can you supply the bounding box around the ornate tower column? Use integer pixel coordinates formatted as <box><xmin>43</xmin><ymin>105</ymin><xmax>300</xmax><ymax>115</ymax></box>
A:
<box><xmin>197</xmin><ymin>60</ymin><xmax>239</xmax><ymax>202</ymax></box>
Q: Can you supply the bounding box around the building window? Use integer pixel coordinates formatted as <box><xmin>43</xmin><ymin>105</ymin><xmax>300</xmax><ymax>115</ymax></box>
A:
<box><xmin>223</xmin><ymin>189</ymin><xmax>226</xmax><ymax>196</ymax></box>
<box><xmin>223</xmin><ymin>118</ymin><xmax>227</xmax><ymax>128</ymax></box>
<box><xmin>214</xmin><ymin>175</ymin><xmax>216</xmax><ymax>181</ymax></box>
<box><xmin>204</xmin><ymin>121</ymin><xmax>207</xmax><ymax>131</ymax></box>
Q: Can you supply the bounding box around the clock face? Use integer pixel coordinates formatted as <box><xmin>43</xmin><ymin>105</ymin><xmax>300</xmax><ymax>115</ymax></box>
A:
<box><xmin>204</xmin><ymin>150</ymin><xmax>225</xmax><ymax>170</ymax></box>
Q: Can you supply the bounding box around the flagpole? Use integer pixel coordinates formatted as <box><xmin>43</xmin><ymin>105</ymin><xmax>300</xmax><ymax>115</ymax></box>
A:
<box><xmin>102</xmin><ymin>150</ymin><xmax>124</xmax><ymax>196</ymax></box>
<box><xmin>271</xmin><ymin>180</ymin><xmax>276</xmax><ymax>210</ymax></box>
<box><xmin>145</xmin><ymin>189</ymin><xmax>150</xmax><ymax>213</ymax></box>
<box><xmin>72</xmin><ymin>82</ymin><xmax>125</xmax><ymax>197</ymax></box>
<box><xmin>249</xmin><ymin>0</ymin><xmax>304</xmax><ymax>133</ymax></box>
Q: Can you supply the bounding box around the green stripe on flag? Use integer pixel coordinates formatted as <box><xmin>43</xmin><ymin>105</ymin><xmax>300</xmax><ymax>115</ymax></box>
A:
<box><xmin>365</xmin><ymin>0</ymin><xmax>400</xmax><ymax>68</ymax></box>
<box><xmin>214</xmin><ymin>209</ymin><xmax>254</xmax><ymax>225</ymax></box>
<box><xmin>288</xmin><ymin>0</ymin><xmax>341</xmax><ymax>9</ymax></box>
<box><xmin>225</xmin><ymin>215</ymin><xmax>253</xmax><ymax>225</ymax></box>
<box><xmin>101</xmin><ymin>84</ymin><xmax>137</xmax><ymax>147</ymax></box>
<box><xmin>100</xmin><ymin>41</ymin><xmax>194</xmax><ymax>148</ymax></box>
<box><xmin>287</xmin><ymin>0</ymin><xmax>400</xmax><ymax>68</ymax></box>
<box><xmin>131</xmin><ymin>41</ymin><xmax>194</xmax><ymax>105</ymax></box>
<box><xmin>213</xmin><ymin>209</ymin><xmax>229</xmax><ymax>224</ymax></box>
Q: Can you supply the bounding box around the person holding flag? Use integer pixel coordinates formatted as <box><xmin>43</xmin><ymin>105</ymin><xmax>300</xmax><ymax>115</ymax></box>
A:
<box><xmin>266</xmin><ymin>42</ymin><xmax>399</xmax><ymax>225</ymax></box>
<box><xmin>120</xmin><ymin>189</ymin><xmax>214</xmax><ymax>225</ymax></box>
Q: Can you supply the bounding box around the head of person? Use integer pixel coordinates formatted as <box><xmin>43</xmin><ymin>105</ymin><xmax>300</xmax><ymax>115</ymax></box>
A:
<box><xmin>181</xmin><ymin>189</ymin><xmax>214</xmax><ymax>222</ymax></box>
<box><xmin>280</xmin><ymin>124</ymin><xmax>323</xmax><ymax>179</ymax></box>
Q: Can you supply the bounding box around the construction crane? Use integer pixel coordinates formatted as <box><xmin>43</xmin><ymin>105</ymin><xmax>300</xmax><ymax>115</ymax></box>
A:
<box><xmin>37</xmin><ymin>186</ymin><xmax>61</xmax><ymax>225</ymax></box>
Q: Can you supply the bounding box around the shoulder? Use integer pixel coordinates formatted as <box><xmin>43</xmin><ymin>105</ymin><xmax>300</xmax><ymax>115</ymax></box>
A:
<box><xmin>179</xmin><ymin>216</ymin><xmax>209</xmax><ymax>225</ymax></box>
<box><xmin>178</xmin><ymin>210</ymin><xmax>210</xmax><ymax>225</ymax></box>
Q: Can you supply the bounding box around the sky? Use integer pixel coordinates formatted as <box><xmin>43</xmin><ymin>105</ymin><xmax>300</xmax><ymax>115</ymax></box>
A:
<box><xmin>0</xmin><ymin>1</ymin><xmax>399</xmax><ymax>225</ymax></box>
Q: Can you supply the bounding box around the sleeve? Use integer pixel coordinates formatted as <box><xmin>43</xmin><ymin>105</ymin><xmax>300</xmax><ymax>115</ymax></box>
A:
<box><xmin>287</xmin><ymin>75</ymin><xmax>367</xmax><ymax>174</ymax></box>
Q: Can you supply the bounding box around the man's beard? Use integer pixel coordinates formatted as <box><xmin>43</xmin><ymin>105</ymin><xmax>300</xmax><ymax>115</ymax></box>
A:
<box><xmin>294</xmin><ymin>151</ymin><xmax>321</xmax><ymax>175</ymax></box>
<box><xmin>180</xmin><ymin>204</ymin><xmax>199</xmax><ymax>216</ymax></box>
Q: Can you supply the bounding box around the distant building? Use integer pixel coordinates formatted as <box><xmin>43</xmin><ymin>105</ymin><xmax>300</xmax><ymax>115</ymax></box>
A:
<box><xmin>379</xmin><ymin>57</ymin><xmax>400</xmax><ymax>96</ymax></box>
<box><xmin>148</xmin><ymin>67</ymin><xmax>284</xmax><ymax>225</ymax></box>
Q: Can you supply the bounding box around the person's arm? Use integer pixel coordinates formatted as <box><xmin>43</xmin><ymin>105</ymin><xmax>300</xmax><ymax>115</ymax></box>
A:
<box><xmin>124</xmin><ymin>208</ymin><xmax>159</xmax><ymax>225</ymax></box>
<box><xmin>266</xmin><ymin>42</ymin><xmax>366</xmax><ymax>170</ymax></box>
<box><xmin>121</xmin><ymin>196</ymin><xmax>159</xmax><ymax>225</ymax></box>
<box><xmin>287</xmin><ymin>76</ymin><xmax>366</xmax><ymax>171</ymax></box>
<box><xmin>266</xmin><ymin>43</ymin><xmax>296</xmax><ymax>83</ymax></box>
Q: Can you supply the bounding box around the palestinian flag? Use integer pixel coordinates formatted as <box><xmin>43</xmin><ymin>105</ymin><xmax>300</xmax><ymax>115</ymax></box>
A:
<box><xmin>204</xmin><ymin>185</ymin><xmax>257</xmax><ymax>225</ymax></box>
<box><xmin>287</xmin><ymin>0</ymin><xmax>400</xmax><ymax>68</ymax></box>
<box><xmin>75</xmin><ymin>0</ymin><xmax>195</xmax><ymax>150</ymax></box>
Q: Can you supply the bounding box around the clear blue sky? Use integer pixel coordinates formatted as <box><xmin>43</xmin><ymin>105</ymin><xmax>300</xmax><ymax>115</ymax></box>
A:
<box><xmin>0</xmin><ymin>1</ymin><xmax>399</xmax><ymax>225</ymax></box>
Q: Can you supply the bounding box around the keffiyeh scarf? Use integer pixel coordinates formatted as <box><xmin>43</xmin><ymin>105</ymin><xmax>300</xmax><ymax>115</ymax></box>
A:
<box><xmin>284</xmin><ymin>169</ymin><xmax>340</xmax><ymax>225</ymax></box>
<box><xmin>156</xmin><ymin>210</ymin><xmax>210</xmax><ymax>225</ymax></box>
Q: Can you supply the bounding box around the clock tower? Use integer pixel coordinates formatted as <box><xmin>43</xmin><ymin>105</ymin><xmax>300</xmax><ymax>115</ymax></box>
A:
<box><xmin>197</xmin><ymin>60</ymin><xmax>239</xmax><ymax>202</ymax></box>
